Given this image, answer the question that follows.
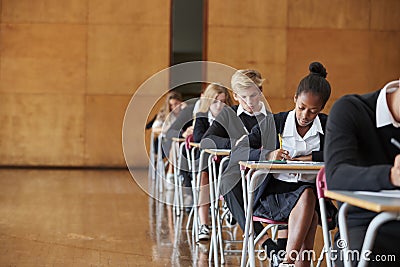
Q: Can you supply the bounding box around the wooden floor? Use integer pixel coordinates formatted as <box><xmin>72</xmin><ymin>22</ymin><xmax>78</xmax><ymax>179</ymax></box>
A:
<box><xmin>0</xmin><ymin>168</ymin><xmax>328</xmax><ymax>266</ymax></box>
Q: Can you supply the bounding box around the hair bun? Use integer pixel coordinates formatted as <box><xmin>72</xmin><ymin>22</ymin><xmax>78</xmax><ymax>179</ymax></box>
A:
<box><xmin>309</xmin><ymin>62</ymin><xmax>327</xmax><ymax>78</ymax></box>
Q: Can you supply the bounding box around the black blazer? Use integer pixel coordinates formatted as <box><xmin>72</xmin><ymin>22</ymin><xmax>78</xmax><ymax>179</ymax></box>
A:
<box><xmin>325</xmin><ymin>90</ymin><xmax>399</xmax><ymax>227</ymax></box>
<box><xmin>201</xmin><ymin>105</ymin><xmax>267</xmax><ymax>150</ymax></box>
<box><xmin>247</xmin><ymin>111</ymin><xmax>328</xmax><ymax>162</ymax></box>
<box><xmin>193</xmin><ymin>112</ymin><xmax>210</xmax><ymax>143</ymax></box>
<box><xmin>250</xmin><ymin>111</ymin><xmax>327</xmax><ymax>205</ymax></box>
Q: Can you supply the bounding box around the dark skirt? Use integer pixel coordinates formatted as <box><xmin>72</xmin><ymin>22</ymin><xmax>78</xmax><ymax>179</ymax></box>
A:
<box><xmin>253</xmin><ymin>178</ymin><xmax>316</xmax><ymax>222</ymax></box>
<box><xmin>253</xmin><ymin>178</ymin><xmax>337</xmax><ymax>229</ymax></box>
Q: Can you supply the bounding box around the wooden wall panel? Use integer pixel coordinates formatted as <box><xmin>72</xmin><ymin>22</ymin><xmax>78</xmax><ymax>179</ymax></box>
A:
<box><xmin>288</xmin><ymin>0</ymin><xmax>370</xmax><ymax>29</ymax></box>
<box><xmin>85</xmin><ymin>95</ymin><xmax>131</xmax><ymax>166</ymax></box>
<box><xmin>369</xmin><ymin>32</ymin><xmax>400</xmax><ymax>90</ymax></box>
<box><xmin>208</xmin><ymin>0</ymin><xmax>400</xmax><ymax>116</ymax></box>
<box><xmin>0</xmin><ymin>24</ymin><xmax>86</xmax><ymax>94</ymax></box>
<box><xmin>0</xmin><ymin>94</ymin><xmax>85</xmax><ymax>166</ymax></box>
<box><xmin>88</xmin><ymin>0</ymin><xmax>169</xmax><ymax>25</ymax></box>
<box><xmin>87</xmin><ymin>25</ymin><xmax>169</xmax><ymax>95</ymax></box>
<box><xmin>371</xmin><ymin>0</ymin><xmax>400</xmax><ymax>31</ymax></box>
<box><xmin>1</xmin><ymin>0</ymin><xmax>87</xmax><ymax>23</ymax></box>
<box><xmin>287</xmin><ymin>29</ymin><xmax>371</xmax><ymax>100</ymax></box>
<box><xmin>0</xmin><ymin>0</ymin><xmax>170</xmax><ymax>167</ymax></box>
<box><xmin>125</xmin><ymin>95</ymin><xmax>166</xmax><ymax>168</ymax></box>
<box><xmin>1</xmin><ymin>0</ymin><xmax>398</xmax><ymax>167</ymax></box>
<box><xmin>208</xmin><ymin>27</ymin><xmax>287</xmax><ymax>99</ymax></box>
<box><xmin>208</xmin><ymin>0</ymin><xmax>287</xmax><ymax>27</ymax></box>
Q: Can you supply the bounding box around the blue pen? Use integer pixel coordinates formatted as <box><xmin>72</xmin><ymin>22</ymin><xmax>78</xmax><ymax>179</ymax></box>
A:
<box><xmin>391</xmin><ymin>138</ymin><xmax>400</xmax><ymax>150</ymax></box>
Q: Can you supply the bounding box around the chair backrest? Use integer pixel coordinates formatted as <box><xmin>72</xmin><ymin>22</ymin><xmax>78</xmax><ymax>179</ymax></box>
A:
<box><xmin>316</xmin><ymin>167</ymin><xmax>327</xmax><ymax>199</ymax></box>
<box><xmin>185</xmin><ymin>134</ymin><xmax>194</xmax><ymax>150</ymax></box>
<box><xmin>253</xmin><ymin>215</ymin><xmax>287</xmax><ymax>225</ymax></box>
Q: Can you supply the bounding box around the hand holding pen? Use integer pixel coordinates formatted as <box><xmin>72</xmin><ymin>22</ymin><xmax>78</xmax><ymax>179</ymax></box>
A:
<box><xmin>266</xmin><ymin>134</ymin><xmax>291</xmax><ymax>161</ymax></box>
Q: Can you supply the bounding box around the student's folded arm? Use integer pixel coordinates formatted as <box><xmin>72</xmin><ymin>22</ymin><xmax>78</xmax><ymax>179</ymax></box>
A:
<box><xmin>200</xmin><ymin>119</ymin><xmax>231</xmax><ymax>149</ymax></box>
<box><xmin>325</xmin><ymin>97</ymin><xmax>396</xmax><ymax>191</ymax></box>
<box><xmin>193</xmin><ymin>117</ymin><xmax>207</xmax><ymax>143</ymax></box>
<box><xmin>200</xmin><ymin>108</ymin><xmax>233</xmax><ymax>149</ymax></box>
<box><xmin>166</xmin><ymin>104</ymin><xmax>195</xmax><ymax>139</ymax></box>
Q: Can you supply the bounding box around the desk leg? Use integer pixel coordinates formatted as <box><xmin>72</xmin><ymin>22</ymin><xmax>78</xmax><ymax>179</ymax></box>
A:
<box><xmin>240</xmin><ymin>169</ymin><xmax>256</xmax><ymax>267</ymax></box>
<box><xmin>358</xmin><ymin>212</ymin><xmax>400</xmax><ymax>267</ymax></box>
<box><xmin>172</xmin><ymin>140</ymin><xmax>180</xmax><ymax>215</ymax></box>
<box><xmin>157</xmin><ymin>135</ymin><xmax>164</xmax><ymax>193</ymax></box>
<box><xmin>208</xmin><ymin>155</ymin><xmax>219</xmax><ymax>266</ymax></box>
<box><xmin>338</xmin><ymin>203</ymin><xmax>352</xmax><ymax>267</ymax></box>
<box><xmin>217</xmin><ymin>156</ymin><xmax>230</xmax><ymax>265</ymax></box>
<box><xmin>148</xmin><ymin>131</ymin><xmax>155</xmax><ymax>180</ymax></box>
<box><xmin>318</xmin><ymin>198</ymin><xmax>333</xmax><ymax>267</ymax></box>
<box><xmin>185</xmin><ymin>147</ymin><xmax>196</xmax><ymax>231</ymax></box>
<box><xmin>193</xmin><ymin>150</ymin><xmax>205</xmax><ymax>241</ymax></box>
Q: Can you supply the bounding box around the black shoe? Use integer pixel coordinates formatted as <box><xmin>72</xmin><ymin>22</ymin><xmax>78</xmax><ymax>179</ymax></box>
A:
<box><xmin>198</xmin><ymin>224</ymin><xmax>210</xmax><ymax>241</ymax></box>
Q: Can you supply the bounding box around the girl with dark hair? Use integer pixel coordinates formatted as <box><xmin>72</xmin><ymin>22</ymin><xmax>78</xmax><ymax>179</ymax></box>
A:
<box><xmin>241</xmin><ymin>62</ymin><xmax>334</xmax><ymax>267</ymax></box>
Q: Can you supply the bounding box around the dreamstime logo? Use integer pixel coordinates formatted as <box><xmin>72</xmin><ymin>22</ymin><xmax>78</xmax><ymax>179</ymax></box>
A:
<box><xmin>256</xmin><ymin>239</ymin><xmax>396</xmax><ymax>263</ymax></box>
<box><xmin>336</xmin><ymin>238</ymin><xmax>348</xmax><ymax>249</ymax></box>
<box><xmin>122</xmin><ymin>61</ymin><xmax>274</xmax><ymax>204</ymax></box>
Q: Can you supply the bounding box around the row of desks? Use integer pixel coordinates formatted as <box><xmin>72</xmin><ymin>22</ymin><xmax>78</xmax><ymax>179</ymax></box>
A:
<box><xmin>176</xmin><ymin>140</ymin><xmax>400</xmax><ymax>267</ymax></box>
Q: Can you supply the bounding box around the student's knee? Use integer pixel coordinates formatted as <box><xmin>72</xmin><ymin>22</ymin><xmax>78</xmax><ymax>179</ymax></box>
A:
<box><xmin>300</xmin><ymin>188</ymin><xmax>316</xmax><ymax>206</ymax></box>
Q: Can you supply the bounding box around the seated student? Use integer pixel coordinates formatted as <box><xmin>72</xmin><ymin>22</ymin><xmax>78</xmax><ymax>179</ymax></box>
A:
<box><xmin>254</xmin><ymin>62</ymin><xmax>332</xmax><ymax>267</ymax></box>
<box><xmin>228</xmin><ymin>62</ymin><xmax>333</xmax><ymax>267</ymax></box>
<box><xmin>151</xmin><ymin>91</ymin><xmax>187</xmax><ymax>189</ymax></box>
<box><xmin>193</xmin><ymin>83</ymin><xmax>234</xmax><ymax>241</ymax></box>
<box><xmin>200</xmin><ymin>69</ymin><xmax>269</xmax><ymax>150</ymax></box>
<box><xmin>163</xmin><ymin>88</ymin><xmax>207</xmax><ymax>192</ymax></box>
<box><xmin>152</xmin><ymin>91</ymin><xmax>184</xmax><ymax>133</ymax></box>
<box><xmin>324</xmin><ymin>79</ymin><xmax>400</xmax><ymax>267</ymax></box>
<box><xmin>200</xmin><ymin>69</ymin><xmax>277</xmax><ymax>249</ymax></box>
<box><xmin>151</xmin><ymin>90</ymin><xmax>185</xmax><ymax>158</ymax></box>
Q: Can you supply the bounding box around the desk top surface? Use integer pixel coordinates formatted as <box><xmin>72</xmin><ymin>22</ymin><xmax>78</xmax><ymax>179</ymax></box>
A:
<box><xmin>325</xmin><ymin>190</ymin><xmax>400</xmax><ymax>213</ymax></box>
<box><xmin>172</xmin><ymin>137</ymin><xmax>185</xmax><ymax>142</ymax></box>
<box><xmin>239</xmin><ymin>160</ymin><xmax>324</xmax><ymax>171</ymax></box>
<box><xmin>152</xmin><ymin>127</ymin><xmax>162</xmax><ymax>134</ymax></box>
<box><xmin>203</xmin><ymin>148</ymin><xmax>231</xmax><ymax>156</ymax></box>
<box><xmin>189</xmin><ymin>142</ymin><xmax>200</xmax><ymax>148</ymax></box>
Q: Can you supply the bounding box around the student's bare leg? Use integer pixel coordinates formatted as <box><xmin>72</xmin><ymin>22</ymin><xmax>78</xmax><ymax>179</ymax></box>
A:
<box><xmin>284</xmin><ymin>188</ymin><xmax>316</xmax><ymax>265</ymax></box>
<box><xmin>167</xmin><ymin>149</ymin><xmax>174</xmax><ymax>174</ymax></box>
<box><xmin>297</xmin><ymin>211</ymin><xmax>318</xmax><ymax>267</ymax></box>
<box><xmin>198</xmin><ymin>171</ymin><xmax>210</xmax><ymax>225</ymax></box>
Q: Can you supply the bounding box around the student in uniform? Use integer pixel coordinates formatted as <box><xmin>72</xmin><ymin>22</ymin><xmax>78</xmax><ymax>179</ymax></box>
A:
<box><xmin>231</xmin><ymin>62</ymin><xmax>333</xmax><ymax>267</ymax></box>
<box><xmin>254</xmin><ymin>62</ymin><xmax>332</xmax><ymax>267</ymax></box>
<box><xmin>324</xmin><ymin>79</ymin><xmax>400</xmax><ymax>267</ymax></box>
<box><xmin>152</xmin><ymin>91</ymin><xmax>184</xmax><ymax>133</ymax></box>
<box><xmin>151</xmin><ymin>91</ymin><xmax>187</xmax><ymax>189</ymax></box>
<box><xmin>193</xmin><ymin>83</ymin><xmax>234</xmax><ymax>241</ymax></box>
<box><xmin>199</xmin><ymin>69</ymin><xmax>276</xmax><ymax>247</ymax></box>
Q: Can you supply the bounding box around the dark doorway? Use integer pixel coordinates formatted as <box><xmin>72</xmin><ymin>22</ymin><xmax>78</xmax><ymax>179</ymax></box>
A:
<box><xmin>170</xmin><ymin>0</ymin><xmax>205</xmax><ymax>99</ymax></box>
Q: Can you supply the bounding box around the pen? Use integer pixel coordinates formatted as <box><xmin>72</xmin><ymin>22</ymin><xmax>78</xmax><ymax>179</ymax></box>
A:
<box><xmin>278</xmin><ymin>133</ymin><xmax>283</xmax><ymax>149</ymax></box>
<box><xmin>391</xmin><ymin>138</ymin><xmax>400</xmax><ymax>150</ymax></box>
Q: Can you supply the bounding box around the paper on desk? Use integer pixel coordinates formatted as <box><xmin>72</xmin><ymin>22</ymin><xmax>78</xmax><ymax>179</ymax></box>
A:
<box><xmin>354</xmin><ymin>190</ymin><xmax>400</xmax><ymax>198</ymax></box>
<box><xmin>286</xmin><ymin>160</ymin><xmax>324</xmax><ymax>165</ymax></box>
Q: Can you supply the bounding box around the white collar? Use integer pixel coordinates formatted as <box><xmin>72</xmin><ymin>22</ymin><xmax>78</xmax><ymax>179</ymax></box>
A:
<box><xmin>237</xmin><ymin>102</ymin><xmax>267</xmax><ymax>117</ymax></box>
<box><xmin>282</xmin><ymin>110</ymin><xmax>323</xmax><ymax>138</ymax></box>
<box><xmin>207</xmin><ymin>111</ymin><xmax>216</xmax><ymax>125</ymax></box>
<box><xmin>376</xmin><ymin>80</ymin><xmax>400</xmax><ymax>128</ymax></box>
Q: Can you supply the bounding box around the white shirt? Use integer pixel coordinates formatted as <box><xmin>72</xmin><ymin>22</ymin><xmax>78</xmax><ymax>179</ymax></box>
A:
<box><xmin>376</xmin><ymin>80</ymin><xmax>400</xmax><ymax>128</ymax></box>
<box><xmin>274</xmin><ymin>110</ymin><xmax>323</xmax><ymax>183</ymax></box>
<box><xmin>237</xmin><ymin>102</ymin><xmax>268</xmax><ymax>117</ymax></box>
<box><xmin>193</xmin><ymin>99</ymin><xmax>201</xmax><ymax>116</ymax></box>
<box><xmin>236</xmin><ymin>102</ymin><xmax>268</xmax><ymax>134</ymax></box>
<box><xmin>207</xmin><ymin>111</ymin><xmax>216</xmax><ymax>125</ymax></box>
